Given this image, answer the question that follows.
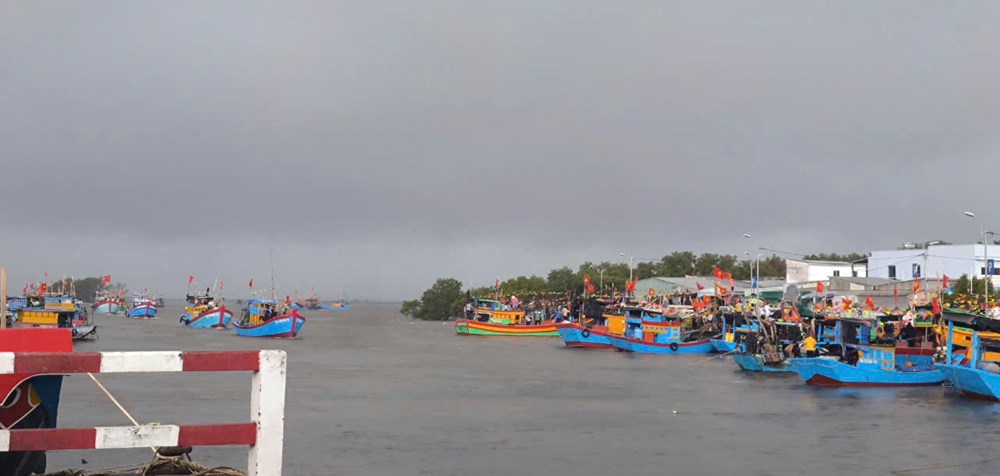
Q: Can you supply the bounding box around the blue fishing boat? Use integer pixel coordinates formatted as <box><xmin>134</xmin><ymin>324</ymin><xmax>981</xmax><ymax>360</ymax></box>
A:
<box><xmin>0</xmin><ymin>327</ymin><xmax>72</xmax><ymax>475</ymax></box>
<box><xmin>179</xmin><ymin>290</ymin><xmax>233</xmax><ymax>329</ymax></box>
<box><xmin>290</xmin><ymin>291</ymin><xmax>351</xmax><ymax>311</ymax></box>
<box><xmin>557</xmin><ymin>305</ymin><xmax>651</xmax><ymax>349</ymax></box>
<box><xmin>711</xmin><ymin>312</ymin><xmax>757</xmax><ymax>353</ymax></box>
<box><xmin>937</xmin><ymin>317</ymin><xmax>1000</xmax><ymax>401</ymax></box>
<box><xmin>730</xmin><ymin>321</ymin><xmax>807</xmax><ymax>373</ymax></box>
<box><xmin>788</xmin><ymin>314</ymin><xmax>945</xmax><ymax>387</ymax></box>
<box><xmin>234</xmin><ymin>299</ymin><xmax>305</xmax><ymax>338</ymax></box>
<box><xmin>608</xmin><ymin>307</ymin><xmax>713</xmax><ymax>354</ymax></box>
<box><xmin>127</xmin><ymin>292</ymin><xmax>157</xmax><ymax>319</ymax></box>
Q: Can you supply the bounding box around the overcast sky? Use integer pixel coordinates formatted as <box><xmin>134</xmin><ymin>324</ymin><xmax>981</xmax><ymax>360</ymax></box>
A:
<box><xmin>1</xmin><ymin>2</ymin><xmax>998</xmax><ymax>299</ymax></box>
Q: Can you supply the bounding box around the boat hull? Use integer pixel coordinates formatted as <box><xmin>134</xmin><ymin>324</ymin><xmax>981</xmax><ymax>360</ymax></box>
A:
<box><xmin>181</xmin><ymin>308</ymin><xmax>234</xmax><ymax>329</ymax></box>
<box><xmin>710</xmin><ymin>339</ymin><xmax>740</xmax><ymax>353</ymax></box>
<box><xmin>788</xmin><ymin>358</ymin><xmax>945</xmax><ymax>387</ymax></box>
<box><xmin>732</xmin><ymin>354</ymin><xmax>793</xmax><ymax>373</ymax></box>
<box><xmin>556</xmin><ymin>323</ymin><xmax>614</xmax><ymax>349</ymax></box>
<box><xmin>92</xmin><ymin>302</ymin><xmax>123</xmax><ymax>315</ymax></box>
<box><xmin>938</xmin><ymin>364</ymin><xmax>1000</xmax><ymax>402</ymax></box>
<box><xmin>454</xmin><ymin>319</ymin><xmax>559</xmax><ymax>337</ymax></box>
<box><xmin>127</xmin><ymin>304</ymin><xmax>157</xmax><ymax>319</ymax></box>
<box><xmin>0</xmin><ymin>328</ymin><xmax>72</xmax><ymax>476</ymax></box>
<box><xmin>609</xmin><ymin>335</ymin><xmax>713</xmax><ymax>354</ymax></box>
<box><xmin>234</xmin><ymin>314</ymin><xmax>305</xmax><ymax>338</ymax></box>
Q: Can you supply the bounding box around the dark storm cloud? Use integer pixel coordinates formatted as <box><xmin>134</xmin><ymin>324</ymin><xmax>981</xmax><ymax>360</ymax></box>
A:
<box><xmin>1</xmin><ymin>2</ymin><xmax>999</xmax><ymax>297</ymax></box>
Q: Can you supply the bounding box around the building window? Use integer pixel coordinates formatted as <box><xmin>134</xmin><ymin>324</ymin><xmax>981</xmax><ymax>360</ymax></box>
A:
<box><xmin>888</xmin><ymin>266</ymin><xmax>896</xmax><ymax>279</ymax></box>
<box><xmin>833</xmin><ymin>270</ymin><xmax>841</xmax><ymax>277</ymax></box>
<box><xmin>912</xmin><ymin>264</ymin><xmax>921</xmax><ymax>279</ymax></box>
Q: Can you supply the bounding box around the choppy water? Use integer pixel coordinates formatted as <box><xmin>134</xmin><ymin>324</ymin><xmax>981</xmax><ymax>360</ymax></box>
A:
<box><xmin>48</xmin><ymin>302</ymin><xmax>1000</xmax><ymax>475</ymax></box>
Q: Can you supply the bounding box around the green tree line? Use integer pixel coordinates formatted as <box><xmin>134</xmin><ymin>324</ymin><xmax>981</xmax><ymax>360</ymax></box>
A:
<box><xmin>402</xmin><ymin>251</ymin><xmax>866</xmax><ymax>320</ymax></box>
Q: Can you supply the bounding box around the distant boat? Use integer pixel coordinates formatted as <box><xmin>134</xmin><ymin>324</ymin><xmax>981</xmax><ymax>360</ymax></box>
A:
<box><xmin>127</xmin><ymin>292</ymin><xmax>157</xmax><ymax>319</ymax></box>
<box><xmin>92</xmin><ymin>290</ymin><xmax>124</xmax><ymax>315</ymax></box>
<box><xmin>290</xmin><ymin>291</ymin><xmax>350</xmax><ymax>311</ymax></box>
<box><xmin>180</xmin><ymin>291</ymin><xmax>232</xmax><ymax>329</ymax></box>
<box><xmin>234</xmin><ymin>299</ymin><xmax>305</xmax><ymax>338</ymax></box>
<box><xmin>155</xmin><ymin>296</ymin><xmax>165</xmax><ymax>308</ymax></box>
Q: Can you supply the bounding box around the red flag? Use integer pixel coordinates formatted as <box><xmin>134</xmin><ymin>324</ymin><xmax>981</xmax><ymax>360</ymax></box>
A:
<box><xmin>932</xmin><ymin>297</ymin><xmax>942</xmax><ymax>315</ymax></box>
<box><xmin>248</xmin><ymin>278</ymin><xmax>254</xmax><ymax>288</ymax></box>
<box><xmin>816</xmin><ymin>281</ymin><xmax>825</xmax><ymax>294</ymax></box>
<box><xmin>893</xmin><ymin>284</ymin><xmax>898</xmax><ymax>304</ymax></box>
<box><xmin>38</xmin><ymin>282</ymin><xmax>46</xmax><ymax>294</ymax></box>
<box><xmin>219</xmin><ymin>280</ymin><xmax>224</xmax><ymax>291</ymax></box>
<box><xmin>495</xmin><ymin>277</ymin><xmax>500</xmax><ymax>288</ymax></box>
<box><xmin>285</xmin><ymin>295</ymin><xmax>291</xmax><ymax>305</ymax></box>
<box><xmin>21</xmin><ymin>283</ymin><xmax>28</xmax><ymax>295</ymax></box>
<box><xmin>713</xmin><ymin>266</ymin><xmax>723</xmax><ymax>280</ymax></box>
<box><xmin>913</xmin><ymin>280</ymin><xmax>920</xmax><ymax>293</ymax></box>
<box><xmin>865</xmin><ymin>296</ymin><xmax>874</xmax><ymax>309</ymax></box>
<box><xmin>586</xmin><ymin>283</ymin><xmax>595</xmax><ymax>294</ymax></box>
<box><xmin>187</xmin><ymin>275</ymin><xmax>194</xmax><ymax>284</ymax></box>
<box><xmin>583</xmin><ymin>274</ymin><xmax>591</xmax><ymax>285</ymax></box>
<box><xmin>943</xmin><ymin>274</ymin><xmax>949</xmax><ymax>290</ymax></box>
<box><xmin>101</xmin><ymin>275</ymin><xmax>111</xmax><ymax>286</ymax></box>
<box><xmin>696</xmin><ymin>282</ymin><xmax>704</xmax><ymax>291</ymax></box>
<box><xmin>726</xmin><ymin>272</ymin><xmax>734</xmax><ymax>288</ymax></box>
<box><xmin>842</xmin><ymin>299</ymin><xmax>852</xmax><ymax>311</ymax></box>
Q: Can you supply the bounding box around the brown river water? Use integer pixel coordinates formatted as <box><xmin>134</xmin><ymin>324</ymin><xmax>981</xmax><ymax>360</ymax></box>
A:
<box><xmin>48</xmin><ymin>301</ymin><xmax>1000</xmax><ymax>475</ymax></box>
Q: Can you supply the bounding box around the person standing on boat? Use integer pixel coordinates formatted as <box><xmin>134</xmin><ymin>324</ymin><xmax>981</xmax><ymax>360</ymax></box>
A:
<box><xmin>803</xmin><ymin>331</ymin><xmax>817</xmax><ymax>358</ymax></box>
<box><xmin>464</xmin><ymin>301</ymin><xmax>474</xmax><ymax>320</ymax></box>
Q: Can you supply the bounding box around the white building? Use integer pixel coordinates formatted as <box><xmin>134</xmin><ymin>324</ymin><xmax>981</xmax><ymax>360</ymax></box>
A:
<box><xmin>867</xmin><ymin>244</ymin><xmax>1000</xmax><ymax>282</ymax></box>
<box><xmin>785</xmin><ymin>259</ymin><xmax>867</xmax><ymax>283</ymax></box>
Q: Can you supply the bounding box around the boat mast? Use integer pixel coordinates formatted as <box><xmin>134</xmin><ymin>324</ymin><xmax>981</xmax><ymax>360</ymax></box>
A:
<box><xmin>269</xmin><ymin>248</ymin><xmax>276</xmax><ymax>301</ymax></box>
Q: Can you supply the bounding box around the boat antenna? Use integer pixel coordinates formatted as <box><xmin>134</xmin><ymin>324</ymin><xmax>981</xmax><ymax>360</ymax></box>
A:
<box><xmin>269</xmin><ymin>247</ymin><xmax>276</xmax><ymax>301</ymax></box>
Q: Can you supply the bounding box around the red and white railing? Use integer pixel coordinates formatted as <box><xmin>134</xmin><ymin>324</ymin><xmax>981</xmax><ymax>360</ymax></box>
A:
<box><xmin>0</xmin><ymin>350</ymin><xmax>286</xmax><ymax>476</ymax></box>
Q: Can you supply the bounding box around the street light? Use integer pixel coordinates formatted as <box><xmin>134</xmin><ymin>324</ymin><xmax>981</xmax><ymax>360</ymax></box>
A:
<box><xmin>743</xmin><ymin>234</ymin><xmax>760</xmax><ymax>296</ymax></box>
<box><xmin>619</xmin><ymin>252</ymin><xmax>634</xmax><ymax>293</ymax></box>
<box><xmin>965</xmin><ymin>211</ymin><xmax>988</xmax><ymax>305</ymax></box>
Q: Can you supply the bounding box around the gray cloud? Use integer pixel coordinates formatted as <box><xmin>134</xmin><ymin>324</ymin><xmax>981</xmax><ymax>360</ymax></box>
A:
<box><xmin>1</xmin><ymin>2</ymin><xmax>998</xmax><ymax>298</ymax></box>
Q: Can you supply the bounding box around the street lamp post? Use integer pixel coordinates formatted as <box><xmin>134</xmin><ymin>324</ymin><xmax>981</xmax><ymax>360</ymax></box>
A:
<box><xmin>965</xmin><ymin>211</ymin><xmax>988</xmax><ymax>306</ymax></box>
<box><xmin>743</xmin><ymin>234</ymin><xmax>760</xmax><ymax>296</ymax></box>
<box><xmin>619</xmin><ymin>252</ymin><xmax>634</xmax><ymax>295</ymax></box>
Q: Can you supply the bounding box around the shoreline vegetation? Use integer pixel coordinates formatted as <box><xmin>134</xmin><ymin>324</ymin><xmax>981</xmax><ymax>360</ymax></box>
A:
<box><xmin>401</xmin><ymin>251</ymin><xmax>866</xmax><ymax>320</ymax></box>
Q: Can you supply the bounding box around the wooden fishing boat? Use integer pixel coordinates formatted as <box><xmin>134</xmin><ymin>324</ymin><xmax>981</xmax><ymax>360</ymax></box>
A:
<box><xmin>788</xmin><ymin>314</ymin><xmax>945</xmax><ymax>387</ymax></box>
<box><xmin>455</xmin><ymin>318</ymin><xmax>559</xmax><ymax>336</ymax></box>
<box><xmin>91</xmin><ymin>290</ymin><xmax>124</xmax><ymax>315</ymax></box>
<box><xmin>454</xmin><ymin>298</ymin><xmax>558</xmax><ymax>336</ymax></box>
<box><xmin>730</xmin><ymin>321</ymin><xmax>806</xmax><ymax>373</ymax></box>
<box><xmin>557</xmin><ymin>309</ymin><xmax>630</xmax><ymax>349</ymax></box>
<box><xmin>126</xmin><ymin>292</ymin><xmax>157</xmax><ymax>319</ymax></box>
<box><xmin>608</xmin><ymin>308</ymin><xmax>713</xmax><ymax>354</ymax></box>
<box><xmin>290</xmin><ymin>292</ymin><xmax>351</xmax><ymax>311</ymax></box>
<box><xmin>710</xmin><ymin>312</ymin><xmax>757</xmax><ymax>353</ymax></box>
<box><xmin>234</xmin><ymin>299</ymin><xmax>305</xmax><ymax>338</ymax></box>
<box><xmin>0</xmin><ymin>327</ymin><xmax>73</xmax><ymax>476</ymax></box>
<box><xmin>13</xmin><ymin>294</ymin><xmax>97</xmax><ymax>341</ymax></box>
<box><xmin>937</xmin><ymin>316</ymin><xmax>1000</xmax><ymax>401</ymax></box>
<box><xmin>179</xmin><ymin>292</ymin><xmax>232</xmax><ymax>329</ymax></box>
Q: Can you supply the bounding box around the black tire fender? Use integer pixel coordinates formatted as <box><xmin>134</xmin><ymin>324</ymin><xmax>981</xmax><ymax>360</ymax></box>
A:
<box><xmin>669</xmin><ymin>342</ymin><xmax>679</xmax><ymax>352</ymax></box>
